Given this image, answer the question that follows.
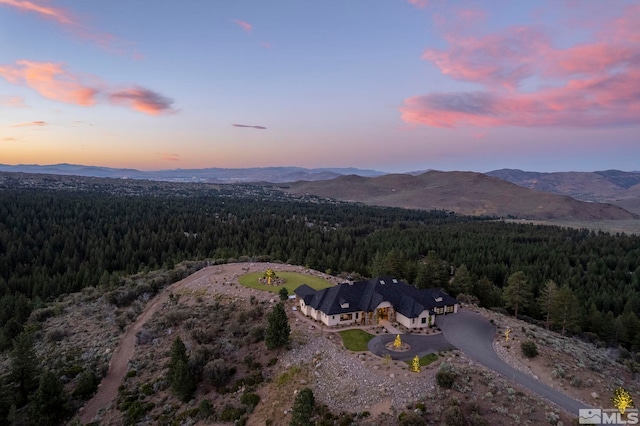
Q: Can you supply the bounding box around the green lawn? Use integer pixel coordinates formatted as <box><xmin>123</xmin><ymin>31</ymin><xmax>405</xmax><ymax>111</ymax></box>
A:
<box><xmin>338</xmin><ymin>329</ymin><xmax>375</xmax><ymax>351</ymax></box>
<box><xmin>405</xmin><ymin>352</ymin><xmax>439</xmax><ymax>366</ymax></box>
<box><xmin>238</xmin><ymin>271</ymin><xmax>333</xmax><ymax>295</ymax></box>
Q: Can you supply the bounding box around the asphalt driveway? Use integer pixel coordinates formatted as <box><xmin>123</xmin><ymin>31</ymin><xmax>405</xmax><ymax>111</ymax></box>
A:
<box><xmin>368</xmin><ymin>310</ymin><xmax>588</xmax><ymax>416</ymax></box>
<box><xmin>437</xmin><ymin>311</ymin><xmax>587</xmax><ymax>416</ymax></box>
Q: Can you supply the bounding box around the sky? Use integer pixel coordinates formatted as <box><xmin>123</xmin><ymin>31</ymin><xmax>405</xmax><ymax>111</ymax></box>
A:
<box><xmin>1</xmin><ymin>0</ymin><xmax>639</xmax><ymax>173</ymax></box>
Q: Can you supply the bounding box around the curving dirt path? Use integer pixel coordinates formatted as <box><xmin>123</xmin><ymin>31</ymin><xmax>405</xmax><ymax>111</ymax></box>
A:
<box><xmin>79</xmin><ymin>267</ymin><xmax>214</xmax><ymax>423</ymax></box>
<box><xmin>79</xmin><ymin>262</ymin><xmax>317</xmax><ymax>424</ymax></box>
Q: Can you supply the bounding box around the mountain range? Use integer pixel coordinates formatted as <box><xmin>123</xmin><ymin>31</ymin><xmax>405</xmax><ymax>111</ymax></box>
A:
<box><xmin>282</xmin><ymin>171</ymin><xmax>637</xmax><ymax>220</ymax></box>
<box><xmin>2</xmin><ymin>163</ymin><xmax>639</xmax><ymax>220</ymax></box>
<box><xmin>0</xmin><ymin>163</ymin><xmax>383</xmax><ymax>183</ymax></box>
<box><xmin>486</xmin><ymin>169</ymin><xmax>640</xmax><ymax>216</ymax></box>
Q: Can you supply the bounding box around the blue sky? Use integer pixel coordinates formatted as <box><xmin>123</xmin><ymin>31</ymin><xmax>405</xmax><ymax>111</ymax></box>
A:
<box><xmin>1</xmin><ymin>0</ymin><xmax>639</xmax><ymax>172</ymax></box>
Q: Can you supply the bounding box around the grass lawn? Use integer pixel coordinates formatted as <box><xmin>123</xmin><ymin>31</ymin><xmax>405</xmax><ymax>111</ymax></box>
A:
<box><xmin>405</xmin><ymin>352</ymin><xmax>439</xmax><ymax>366</ymax></box>
<box><xmin>238</xmin><ymin>271</ymin><xmax>333</xmax><ymax>295</ymax></box>
<box><xmin>338</xmin><ymin>329</ymin><xmax>375</xmax><ymax>351</ymax></box>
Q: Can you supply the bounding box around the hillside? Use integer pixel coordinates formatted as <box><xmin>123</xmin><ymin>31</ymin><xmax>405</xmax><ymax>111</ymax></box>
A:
<box><xmin>284</xmin><ymin>171</ymin><xmax>637</xmax><ymax>220</ymax></box>
<box><xmin>5</xmin><ymin>263</ymin><xmax>637</xmax><ymax>425</ymax></box>
<box><xmin>487</xmin><ymin>169</ymin><xmax>640</xmax><ymax>215</ymax></box>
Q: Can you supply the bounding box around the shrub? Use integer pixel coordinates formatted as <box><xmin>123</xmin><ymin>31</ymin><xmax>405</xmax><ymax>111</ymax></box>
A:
<box><xmin>521</xmin><ymin>340</ymin><xmax>538</xmax><ymax>358</ymax></box>
<box><xmin>398</xmin><ymin>411</ymin><xmax>427</xmax><ymax>426</ymax></box>
<box><xmin>436</xmin><ymin>370</ymin><xmax>457</xmax><ymax>389</ymax></box>
<box><xmin>240</xmin><ymin>392</ymin><xmax>261</xmax><ymax>410</ymax></box>
<box><xmin>198</xmin><ymin>399</ymin><xmax>214</xmax><ymax>419</ymax></box>
<box><xmin>73</xmin><ymin>371</ymin><xmax>99</xmax><ymax>399</ymax></box>
<box><xmin>279</xmin><ymin>287</ymin><xmax>289</xmax><ymax>301</ymax></box>
<box><xmin>442</xmin><ymin>405</ymin><xmax>466</xmax><ymax>426</ymax></box>
<box><xmin>203</xmin><ymin>359</ymin><xmax>236</xmax><ymax>388</ymax></box>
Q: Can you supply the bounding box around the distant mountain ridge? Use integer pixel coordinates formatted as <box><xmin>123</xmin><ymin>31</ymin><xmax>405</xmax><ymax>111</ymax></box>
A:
<box><xmin>283</xmin><ymin>171</ymin><xmax>637</xmax><ymax>220</ymax></box>
<box><xmin>0</xmin><ymin>163</ymin><xmax>385</xmax><ymax>183</ymax></box>
<box><xmin>486</xmin><ymin>169</ymin><xmax>640</xmax><ymax>215</ymax></box>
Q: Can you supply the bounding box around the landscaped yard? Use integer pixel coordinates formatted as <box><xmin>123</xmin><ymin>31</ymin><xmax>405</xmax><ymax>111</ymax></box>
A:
<box><xmin>238</xmin><ymin>271</ymin><xmax>333</xmax><ymax>295</ymax></box>
<box><xmin>407</xmin><ymin>353</ymin><xmax>439</xmax><ymax>366</ymax></box>
<box><xmin>338</xmin><ymin>329</ymin><xmax>375</xmax><ymax>351</ymax></box>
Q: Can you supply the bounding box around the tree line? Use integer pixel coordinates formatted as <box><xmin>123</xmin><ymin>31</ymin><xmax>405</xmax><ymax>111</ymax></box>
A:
<box><xmin>1</xmin><ymin>187</ymin><xmax>639</xmax><ymax>351</ymax></box>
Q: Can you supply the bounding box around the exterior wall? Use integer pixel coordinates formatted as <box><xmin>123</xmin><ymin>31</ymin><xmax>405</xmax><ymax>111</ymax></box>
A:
<box><xmin>396</xmin><ymin>312</ymin><xmax>412</xmax><ymax>329</ymax></box>
<box><xmin>397</xmin><ymin>311</ymin><xmax>433</xmax><ymax>329</ymax></box>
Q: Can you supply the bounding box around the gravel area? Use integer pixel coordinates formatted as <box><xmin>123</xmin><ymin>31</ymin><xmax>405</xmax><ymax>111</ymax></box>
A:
<box><xmin>280</xmin><ymin>333</ymin><xmax>436</xmax><ymax>414</ymax></box>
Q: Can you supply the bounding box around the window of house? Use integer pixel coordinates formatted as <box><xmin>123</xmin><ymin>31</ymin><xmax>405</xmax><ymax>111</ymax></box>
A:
<box><xmin>421</xmin><ymin>317</ymin><xmax>427</xmax><ymax>324</ymax></box>
<box><xmin>445</xmin><ymin>305</ymin><xmax>454</xmax><ymax>313</ymax></box>
<box><xmin>332</xmin><ymin>315</ymin><xmax>335</xmax><ymax>319</ymax></box>
<box><xmin>355</xmin><ymin>313</ymin><xmax>359</xmax><ymax>319</ymax></box>
<box><xmin>435</xmin><ymin>307</ymin><xmax>444</xmax><ymax>314</ymax></box>
<box><xmin>340</xmin><ymin>313</ymin><xmax>353</xmax><ymax>321</ymax></box>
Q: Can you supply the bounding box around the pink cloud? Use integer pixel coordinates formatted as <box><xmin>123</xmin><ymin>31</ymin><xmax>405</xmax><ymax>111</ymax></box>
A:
<box><xmin>161</xmin><ymin>153</ymin><xmax>180</xmax><ymax>161</ymax></box>
<box><xmin>231</xmin><ymin>19</ymin><xmax>252</xmax><ymax>33</ymax></box>
<box><xmin>0</xmin><ymin>60</ymin><xmax>98</xmax><ymax>105</ymax></box>
<box><xmin>109</xmin><ymin>87</ymin><xmax>174</xmax><ymax>115</ymax></box>
<box><xmin>2</xmin><ymin>137</ymin><xmax>19</xmax><ymax>142</ymax></box>
<box><xmin>10</xmin><ymin>120</ymin><xmax>47</xmax><ymax>127</ymax></box>
<box><xmin>0</xmin><ymin>60</ymin><xmax>175</xmax><ymax>115</ymax></box>
<box><xmin>260</xmin><ymin>41</ymin><xmax>272</xmax><ymax>49</ymax></box>
<box><xmin>401</xmin><ymin>69</ymin><xmax>640</xmax><ymax>127</ymax></box>
<box><xmin>407</xmin><ymin>0</ymin><xmax>428</xmax><ymax>9</ymax></box>
<box><xmin>403</xmin><ymin>4</ymin><xmax>640</xmax><ymax>128</ymax></box>
<box><xmin>0</xmin><ymin>0</ymin><xmax>138</xmax><ymax>56</ymax></box>
<box><xmin>0</xmin><ymin>0</ymin><xmax>73</xmax><ymax>24</ymax></box>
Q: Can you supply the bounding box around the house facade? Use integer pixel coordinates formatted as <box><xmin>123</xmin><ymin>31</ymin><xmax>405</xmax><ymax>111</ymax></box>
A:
<box><xmin>294</xmin><ymin>276</ymin><xmax>458</xmax><ymax>328</ymax></box>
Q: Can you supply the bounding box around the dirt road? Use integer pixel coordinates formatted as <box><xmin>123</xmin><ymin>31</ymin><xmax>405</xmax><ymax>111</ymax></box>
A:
<box><xmin>79</xmin><ymin>262</ymin><xmax>311</xmax><ymax>424</ymax></box>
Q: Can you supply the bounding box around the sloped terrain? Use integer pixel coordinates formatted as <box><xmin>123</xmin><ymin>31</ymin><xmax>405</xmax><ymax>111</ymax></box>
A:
<box><xmin>285</xmin><ymin>171</ymin><xmax>637</xmax><ymax>220</ymax></box>
<box><xmin>487</xmin><ymin>169</ymin><xmax>640</xmax><ymax>215</ymax></box>
<box><xmin>6</xmin><ymin>263</ymin><xmax>639</xmax><ymax>425</ymax></box>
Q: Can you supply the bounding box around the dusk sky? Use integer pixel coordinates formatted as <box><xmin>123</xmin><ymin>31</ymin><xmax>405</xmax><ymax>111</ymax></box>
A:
<box><xmin>1</xmin><ymin>0</ymin><xmax>639</xmax><ymax>173</ymax></box>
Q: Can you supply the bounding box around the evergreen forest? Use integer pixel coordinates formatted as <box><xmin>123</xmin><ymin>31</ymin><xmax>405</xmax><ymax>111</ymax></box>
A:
<box><xmin>1</xmin><ymin>184</ymin><xmax>640</xmax><ymax>352</ymax></box>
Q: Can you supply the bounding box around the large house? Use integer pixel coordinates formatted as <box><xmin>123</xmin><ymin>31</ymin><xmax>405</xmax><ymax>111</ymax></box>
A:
<box><xmin>294</xmin><ymin>276</ymin><xmax>458</xmax><ymax>328</ymax></box>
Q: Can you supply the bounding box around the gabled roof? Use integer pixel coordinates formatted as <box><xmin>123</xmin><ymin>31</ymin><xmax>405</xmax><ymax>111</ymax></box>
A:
<box><xmin>293</xmin><ymin>276</ymin><xmax>458</xmax><ymax>318</ymax></box>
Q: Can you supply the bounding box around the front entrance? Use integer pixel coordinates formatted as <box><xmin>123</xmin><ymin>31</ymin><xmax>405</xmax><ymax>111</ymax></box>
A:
<box><xmin>377</xmin><ymin>307</ymin><xmax>390</xmax><ymax>321</ymax></box>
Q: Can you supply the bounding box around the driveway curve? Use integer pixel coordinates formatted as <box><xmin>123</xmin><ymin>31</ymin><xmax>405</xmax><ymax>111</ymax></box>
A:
<box><xmin>436</xmin><ymin>311</ymin><xmax>588</xmax><ymax>416</ymax></box>
<box><xmin>368</xmin><ymin>333</ymin><xmax>453</xmax><ymax>360</ymax></box>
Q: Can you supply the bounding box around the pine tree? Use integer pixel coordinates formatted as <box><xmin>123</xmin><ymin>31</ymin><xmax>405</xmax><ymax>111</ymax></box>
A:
<box><xmin>503</xmin><ymin>271</ymin><xmax>532</xmax><ymax>319</ymax></box>
<box><xmin>290</xmin><ymin>388</ymin><xmax>314</xmax><ymax>426</ymax></box>
<box><xmin>29</xmin><ymin>370</ymin><xmax>68</xmax><ymax>426</ymax></box>
<box><xmin>168</xmin><ymin>336</ymin><xmax>188</xmax><ymax>371</ymax></box>
<box><xmin>9</xmin><ymin>333</ymin><xmax>40</xmax><ymax>407</ymax></box>
<box><xmin>549</xmin><ymin>285</ymin><xmax>580</xmax><ymax>335</ymax></box>
<box><xmin>265</xmin><ymin>303</ymin><xmax>290</xmax><ymax>349</ymax></box>
<box><xmin>170</xmin><ymin>359</ymin><xmax>196</xmax><ymax>402</ymax></box>
<box><xmin>415</xmin><ymin>251</ymin><xmax>448</xmax><ymax>290</ymax></box>
<box><xmin>167</xmin><ymin>336</ymin><xmax>195</xmax><ymax>401</ymax></box>
<box><xmin>537</xmin><ymin>280</ymin><xmax>558</xmax><ymax>329</ymax></box>
<box><xmin>450</xmin><ymin>264</ymin><xmax>473</xmax><ymax>297</ymax></box>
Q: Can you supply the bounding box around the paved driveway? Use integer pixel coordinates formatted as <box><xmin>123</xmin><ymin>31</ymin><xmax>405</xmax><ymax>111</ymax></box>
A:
<box><xmin>367</xmin><ymin>333</ymin><xmax>453</xmax><ymax>360</ymax></box>
<box><xmin>437</xmin><ymin>311</ymin><xmax>588</xmax><ymax>416</ymax></box>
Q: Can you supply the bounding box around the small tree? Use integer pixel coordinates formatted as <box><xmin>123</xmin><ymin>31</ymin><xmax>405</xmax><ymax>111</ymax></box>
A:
<box><xmin>290</xmin><ymin>387</ymin><xmax>314</xmax><ymax>426</ymax></box>
<box><xmin>265</xmin><ymin>303</ymin><xmax>290</xmax><ymax>349</ymax></box>
<box><xmin>9</xmin><ymin>332</ymin><xmax>40</xmax><ymax>407</ymax></box>
<box><xmin>279</xmin><ymin>287</ymin><xmax>289</xmax><ymax>301</ymax></box>
<box><xmin>170</xmin><ymin>359</ymin><xmax>196</xmax><ymax>402</ymax></box>
<box><xmin>29</xmin><ymin>370</ymin><xmax>68</xmax><ymax>426</ymax></box>
<box><xmin>167</xmin><ymin>336</ymin><xmax>195</xmax><ymax>401</ymax></box>
<box><xmin>503</xmin><ymin>271</ymin><xmax>532</xmax><ymax>319</ymax></box>
<box><xmin>521</xmin><ymin>340</ymin><xmax>538</xmax><ymax>358</ymax></box>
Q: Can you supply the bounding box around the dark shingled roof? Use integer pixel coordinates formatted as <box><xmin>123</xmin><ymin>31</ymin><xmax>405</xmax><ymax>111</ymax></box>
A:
<box><xmin>293</xmin><ymin>276</ymin><xmax>458</xmax><ymax>317</ymax></box>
